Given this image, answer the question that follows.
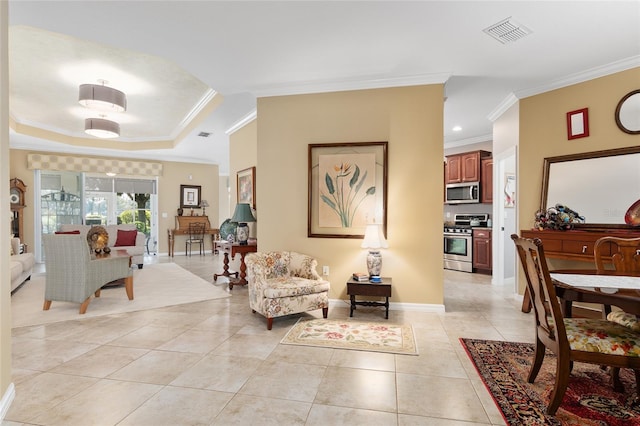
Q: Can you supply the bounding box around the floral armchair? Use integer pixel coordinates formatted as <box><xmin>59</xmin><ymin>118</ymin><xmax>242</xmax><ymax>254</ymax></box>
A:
<box><xmin>245</xmin><ymin>251</ymin><xmax>330</xmax><ymax>330</ymax></box>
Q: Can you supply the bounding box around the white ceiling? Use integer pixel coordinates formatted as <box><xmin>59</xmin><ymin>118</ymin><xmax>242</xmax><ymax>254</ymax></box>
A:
<box><xmin>7</xmin><ymin>1</ymin><xmax>640</xmax><ymax>175</ymax></box>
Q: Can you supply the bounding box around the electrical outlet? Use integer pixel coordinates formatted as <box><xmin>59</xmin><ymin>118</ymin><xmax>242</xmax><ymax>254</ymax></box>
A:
<box><xmin>322</xmin><ymin>266</ymin><xmax>330</xmax><ymax>276</ymax></box>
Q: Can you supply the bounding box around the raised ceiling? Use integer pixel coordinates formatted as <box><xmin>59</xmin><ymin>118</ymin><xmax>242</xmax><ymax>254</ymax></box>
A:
<box><xmin>7</xmin><ymin>1</ymin><xmax>640</xmax><ymax>175</ymax></box>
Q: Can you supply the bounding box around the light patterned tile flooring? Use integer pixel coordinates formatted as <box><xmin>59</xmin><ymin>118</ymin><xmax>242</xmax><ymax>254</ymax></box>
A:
<box><xmin>4</xmin><ymin>253</ymin><xmax>533</xmax><ymax>425</ymax></box>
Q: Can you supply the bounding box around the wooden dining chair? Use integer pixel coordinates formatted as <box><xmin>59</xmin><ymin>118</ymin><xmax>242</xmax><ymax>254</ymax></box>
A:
<box><xmin>594</xmin><ymin>236</ymin><xmax>640</xmax><ymax>320</ymax></box>
<box><xmin>512</xmin><ymin>234</ymin><xmax>640</xmax><ymax>415</ymax></box>
<box><xmin>594</xmin><ymin>236</ymin><xmax>640</xmax><ymax>387</ymax></box>
<box><xmin>185</xmin><ymin>222</ymin><xmax>206</xmax><ymax>256</ymax></box>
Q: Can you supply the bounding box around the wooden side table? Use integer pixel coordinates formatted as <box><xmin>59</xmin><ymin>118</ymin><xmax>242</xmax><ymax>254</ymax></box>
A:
<box><xmin>213</xmin><ymin>241</ymin><xmax>238</xmax><ymax>283</ymax></box>
<box><xmin>228</xmin><ymin>242</ymin><xmax>257</xmax><ymax>290</ymax></box>
<box><xmin>346</xmin><ymin>277</ymin><xmax>392</xmax><ymax>319</ymax></box>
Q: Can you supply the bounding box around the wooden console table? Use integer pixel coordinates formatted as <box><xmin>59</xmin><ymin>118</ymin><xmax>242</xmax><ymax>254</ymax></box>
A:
<box><xmin>168</xmin><ymin>215</ymin><xmax>218</xmax><ymax>257</ymax></box>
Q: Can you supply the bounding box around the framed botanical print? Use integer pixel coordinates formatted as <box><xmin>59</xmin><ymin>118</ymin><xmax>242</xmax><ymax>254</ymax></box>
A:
<box><xmin>308</xmin><ymin>141</ymin><xmax>388</xmax><ymax>238</ymax></box>
<box><xmin>237</xmin><ymin>166</ymin><xmax>256</xmax><ymax>208</ymax></box>
<box><xmin>180</xmin><ymin>184</ymin><xmax>201</xmax><ymax>208</ymax></box>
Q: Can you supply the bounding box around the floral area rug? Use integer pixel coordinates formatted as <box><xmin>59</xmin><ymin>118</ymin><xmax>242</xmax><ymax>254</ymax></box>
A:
<box><xmin>281</xmin><ymin>318</ymin><xmax>418</xmax><ymax>355</ymax></box>
<box><xmin>461</xmin><ymin>338</ymin><xmax>640</xmax><ymax>425</ymax></box>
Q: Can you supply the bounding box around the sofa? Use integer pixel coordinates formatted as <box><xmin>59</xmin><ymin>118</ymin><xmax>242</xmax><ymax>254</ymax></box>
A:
<box><xmin>10</xmin><ymin>237</ymin><xmax>35</xmax><ymax>293</ymax></box>
<box><xmin>246</xmin><ymin>251</ymin><xmax>330</xmax><ymax>330</ymax></box>
<box><xmin>58</xmin><ymin>224</ymin><xmax>146</xmax><ymax>268</ymax></box>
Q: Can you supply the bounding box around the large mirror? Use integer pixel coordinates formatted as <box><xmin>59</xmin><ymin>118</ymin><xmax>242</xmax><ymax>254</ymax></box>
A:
<box><xmin>541</xmin><ymin>146</ymin><xmax>640</xmax><ymax>227</ymax></box>
<box><xmin>615</xmin><ymin>90</ymin><xmax>640</xmax><ymax>134</ymax></box>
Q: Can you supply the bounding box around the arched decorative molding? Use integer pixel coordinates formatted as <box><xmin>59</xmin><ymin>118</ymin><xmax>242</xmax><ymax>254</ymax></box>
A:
<box><xmin>27</xmin><ymin>153</ymin><xmax>163</xmax><ymax>176</ymax></box>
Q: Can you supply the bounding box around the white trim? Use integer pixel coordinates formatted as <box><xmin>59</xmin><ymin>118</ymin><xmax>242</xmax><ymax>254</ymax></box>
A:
<box><xmin>252</xmin><ymin>73</ymin><xmax>452</xmax><ymax>98</ymax></box>
<box><xmin>225</xmin><ymin>110</ymin><xmax>257</xmax><ymax>135</ymax></box>
<box><xmin>0</xmin><ymin>383</ymin><xmax>15</xmax><ymax>421</ymax></box>
<box><xmin>515</xmin><ymin>55</ymin><xmax>640</xmax><ymax>100</ymax></box>
<box><xmin>487</xmin><ymin>93</ymin><xmax>519</xmax><ymax>122</ymax></box>
<box><xmin>444</xmin><ymin>134</ymin><xmax>493</xmax><ymax>148</ymax></box>
<box><xmin>329</xmin><ymin>299</ymin><xmax>445</xmax><ymax>313</ymax></box>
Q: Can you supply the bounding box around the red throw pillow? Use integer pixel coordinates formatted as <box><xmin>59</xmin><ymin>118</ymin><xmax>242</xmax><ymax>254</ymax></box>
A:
<box><xmin>115</xmin><ymin>229</ymin><xmax>138</xmax><ymax>247</ymax></box>
<box><xmin>55</xmin><ymin>230</ymin><xmax>81</xmax><ymax>234</ymax></box>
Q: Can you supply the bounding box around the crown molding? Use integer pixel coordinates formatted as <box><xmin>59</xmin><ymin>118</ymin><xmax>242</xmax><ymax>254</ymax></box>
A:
<box><xmin>225</xmin><ymin>109</ymin><xmax>257</xmax><ymax>135</ymax></box>
<box><xmin>444</xmin><ymin>134</ymin><xmax>493</xmax><ymax>149</ymax></box>
<box><xmin>487</xmin><ymin>93</ymin><xmax>519</xmax><ymax>123</ymax></box>
<box><xmin>251</xmin><ymin>72</ymin><xmax>452</xmax><ymax>98</ymax></box>
<box><xmin>515</xmin><ymin>55</ymin><xmax>640</xmax><ymax>99</ymax></box>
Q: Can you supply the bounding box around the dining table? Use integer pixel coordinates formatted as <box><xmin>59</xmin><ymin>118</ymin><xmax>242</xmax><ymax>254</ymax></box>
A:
<box><xmin>548</xmin><ymin>269</ymin><xmax>640</xmax><ymax>318</ymax></box>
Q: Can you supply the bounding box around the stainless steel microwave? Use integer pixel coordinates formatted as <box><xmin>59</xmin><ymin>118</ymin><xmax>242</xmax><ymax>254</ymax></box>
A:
<box><xmin>445</xmin><ymin>182</ymin><xmax>480</xmax><ymax>204</ymax></box>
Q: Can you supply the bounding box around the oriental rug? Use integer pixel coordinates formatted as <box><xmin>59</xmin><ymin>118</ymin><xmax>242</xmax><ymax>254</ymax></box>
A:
<box><xmin>12</xmin><ymin>263</ymin><xmax>231</xmax><ymax>328</ymax></box>
<box><xmin>461</xmin><ymin>338</ymin><xmax>640</xmax><ymax>425</ymax></box>
<box><xmin>281</xmin><ymin>318</ymin><xmax>417</xmax><ymax>355</ymax></box>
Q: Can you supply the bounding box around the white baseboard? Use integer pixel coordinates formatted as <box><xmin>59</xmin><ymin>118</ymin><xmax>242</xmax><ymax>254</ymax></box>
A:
<box><xmin>329</xmin><ymin>299</ymin><xmax>445</xmax><ymax>313</ymax></box>
<box><xmin>0</xmin><ymin>383</ymin><xmax>15</xmax><ymax>421</ymax></box>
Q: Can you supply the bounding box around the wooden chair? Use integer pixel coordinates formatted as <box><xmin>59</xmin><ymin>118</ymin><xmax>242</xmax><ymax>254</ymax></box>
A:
<box><xmin>511</xmin><ymin>234</ymin><xmax>640</xmax><ymax>415</ymax></box>
<box><xmin>594</xmin><ymin>236</ymin><xmax>640</xmax><ymax>387</ymax></box>
<box><xmin>185</xmin><ymin>222</ymin><xmax>206</xmax><ymax>256</ymax></box>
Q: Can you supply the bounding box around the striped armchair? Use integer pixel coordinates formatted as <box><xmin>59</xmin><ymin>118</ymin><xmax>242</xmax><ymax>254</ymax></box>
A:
<box><xmin>43</xmin><ymin>234</ymin><xmax>133</xmax><ymax>314</ymax></box>
<box><xmin>246</xmin><ymin>251</ymin><xmax>330</xmax><ymax>330</ymax></box>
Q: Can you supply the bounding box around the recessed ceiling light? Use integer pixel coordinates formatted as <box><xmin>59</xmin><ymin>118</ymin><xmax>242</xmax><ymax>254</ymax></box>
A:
<box><xmin>452</xmin><ymin>126</ymin><xmax>462</xmax><ymax>132</ymax></box>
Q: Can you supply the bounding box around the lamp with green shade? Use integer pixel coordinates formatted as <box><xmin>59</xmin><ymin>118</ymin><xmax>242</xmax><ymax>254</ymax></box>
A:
<box><xmin>231</xmin><ymin>203</ymin><xmax>256</xmax><ymax>245</ymax></box>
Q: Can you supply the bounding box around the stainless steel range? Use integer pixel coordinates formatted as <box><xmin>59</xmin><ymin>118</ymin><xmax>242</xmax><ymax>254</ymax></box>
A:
<box><xmin>443</xmin><ymin>213</ymin><xmax>489</xmax><ymax>272</ymax></box>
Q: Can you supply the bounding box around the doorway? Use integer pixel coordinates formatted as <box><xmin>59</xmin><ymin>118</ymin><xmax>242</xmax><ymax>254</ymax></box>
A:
<box><xmin>492</xmin><ymin>147</ymin><xmax>517</xmax><ymax>291</ymax></box>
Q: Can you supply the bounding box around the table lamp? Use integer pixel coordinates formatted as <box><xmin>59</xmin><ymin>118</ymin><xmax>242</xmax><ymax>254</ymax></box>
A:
<box><xmin>231</xmin><ymin>203</ymin><xmax>256</xmax><ymax>245</ymax></box>
<box><xmin>201</xmin><ymin>199</ymin><xmax>209</xmax><ymax>216</ymax></box>
<box><xmin>361</xmin><ymin>223</ymin><xmax>388</xmax><ymax>279</ymax></box>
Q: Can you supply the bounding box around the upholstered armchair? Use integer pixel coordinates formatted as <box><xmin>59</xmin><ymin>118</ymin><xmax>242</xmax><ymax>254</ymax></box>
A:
<box><xmin>245</xmin><ymin>251</ymin><xmax>330</xmax><ymax>330</ymax></box>
<box><xmin>43</xmin><ymin>234</ymin><xmax>133</xmax><ymax>314</ymax></box>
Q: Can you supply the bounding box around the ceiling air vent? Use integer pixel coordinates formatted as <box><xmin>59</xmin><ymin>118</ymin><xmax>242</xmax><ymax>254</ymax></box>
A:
<box><xmin>197</xmin><ymin>131</ymin><xmax>212</xmax><ymax>138</ymax></box>
<box><xmin>483</xmin><ymin>17</ymin><xmax>532</xmax><ymax>44</ymax></box>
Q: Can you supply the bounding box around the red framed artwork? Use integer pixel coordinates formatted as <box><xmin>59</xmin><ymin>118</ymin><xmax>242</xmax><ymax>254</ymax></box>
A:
<box><xmin>566</xmin><ymin>108</ymin><xmax>589</xmax><ymax>140</ymax></box>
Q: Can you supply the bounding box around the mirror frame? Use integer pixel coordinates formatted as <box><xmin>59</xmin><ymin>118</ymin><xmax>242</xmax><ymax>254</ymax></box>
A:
<box><xmin>615</xmin><ymin>89</ymin><xmax>640</xmax><ymax>135</ymax></box>
<box><xmin>540</xmin><ymin>145</ymin><xmax>640</xmax><ymax>229</ymax></box>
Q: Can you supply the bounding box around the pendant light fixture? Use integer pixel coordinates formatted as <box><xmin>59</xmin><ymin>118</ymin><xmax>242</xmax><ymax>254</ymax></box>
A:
<box><xmin>78</xmin><ymin>80</ymin><xmax>127</xmax><ymax>112</ymax></box>
<box><xmin>85</xmin><ymin>117</ymin><xmax>120</xmax><ymax>138</ymax></box>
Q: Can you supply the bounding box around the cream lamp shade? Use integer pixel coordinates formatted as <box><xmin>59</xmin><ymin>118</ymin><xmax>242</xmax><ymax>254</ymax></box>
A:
<box><xmin>361</xmin><ymin>224</ymin><xmax>388</xmax><ymax>278</ymax></box>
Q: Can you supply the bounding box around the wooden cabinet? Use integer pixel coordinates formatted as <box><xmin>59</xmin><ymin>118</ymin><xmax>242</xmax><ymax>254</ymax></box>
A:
<box><xmin>445</xmin><ymin>150</ymin><xmax>491</xmax><ymax>184</ymax></box>
<box><xmin>473</xmin><ymin>228</ymin><xmax>492</xmax><ymax>274</ymax></box>
<box><xmin>520</xmin><ymin>229</ymin><xmax>640</xmax><ymax>262</ymax></box>
<box><xmin>481</xmin><ymin>158</ymin><xmax>493</xmax><ymax>203</ymax></box>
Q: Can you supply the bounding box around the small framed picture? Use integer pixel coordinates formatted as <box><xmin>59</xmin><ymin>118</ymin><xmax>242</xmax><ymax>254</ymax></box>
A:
<box><xmin>566</xmin><ymin>108</ymin><xmax>589</xmax><ymax>140</ymax></box>
<box><xmin>237</xmin><ymin>166</ymin><xmax>256</xmax><ymax>208</ymax></box>
<box><xmin>180</xmin><ymin>184</ymin><xmax>201</xmax><ymax>208</ymax></box>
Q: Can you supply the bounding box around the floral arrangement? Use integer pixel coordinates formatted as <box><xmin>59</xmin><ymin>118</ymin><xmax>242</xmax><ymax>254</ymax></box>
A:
<box><xmin>534</xmin><ymin>203</ymin><xmax>585</xmax><ymax>231</ymax></box>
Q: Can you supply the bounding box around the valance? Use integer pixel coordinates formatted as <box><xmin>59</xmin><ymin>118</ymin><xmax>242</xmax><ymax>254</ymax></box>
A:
<box><xmin>27</xmin><ymin>154</ymin><xmax>162</xmax><ymax>177</ymax></box>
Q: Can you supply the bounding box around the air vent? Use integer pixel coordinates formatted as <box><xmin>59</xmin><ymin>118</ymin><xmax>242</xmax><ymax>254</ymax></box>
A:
<box><xmin>483</xmin><ymin>17</ymin><xmax>532</xmax><ymax>44</ymax></box>
<box><xmin>197</xmin><ymin>131</ymin><xmax>212</xmax><ymax>138</ymax></box>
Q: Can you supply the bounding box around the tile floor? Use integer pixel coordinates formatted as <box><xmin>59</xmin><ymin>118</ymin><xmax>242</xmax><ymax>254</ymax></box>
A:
<box><xmin>4</xmin><ymin>253</ymin><xmax>533</xmax><ymax>425</ymax></box>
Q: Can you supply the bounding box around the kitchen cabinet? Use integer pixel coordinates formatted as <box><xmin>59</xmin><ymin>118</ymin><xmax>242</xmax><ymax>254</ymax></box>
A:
<box><xmin>481</xmin><ymin>158</ymin><xmax>493</xmax><ymax>203</ymax></box>
<box><xmin>445</xmin><ymin>150</ymin><xmax>491</xmax><ymax>184</ymax></box>
<box><xmin>520</xmin><ymin>229</ymin><xmax>640</xmax><ymax>262</ymax></box>
<box><xmin>473</xmin><ymin>228</ymin><xmax>492</xmax><ymax>274</ymax></box>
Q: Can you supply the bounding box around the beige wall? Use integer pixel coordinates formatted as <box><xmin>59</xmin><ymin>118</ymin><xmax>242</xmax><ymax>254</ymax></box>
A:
<box><xmin>229</xmin><ymin>119</ymin><xmax>258</xmax><ymax>236</ymax></box>
<box><xmin>8</xmin><ymin>149</ymin><xmax>219</xmax><ymax>255</ymax></box>
<box><xmin>256</xmin><ymin>85</ymin><xmax>445</xmax><ymax>305</ymax></box>
<box><xmin>1</xmin><ymin>0</ymin><xmax>12</xmax><ymax>407</ymax></box>
<box><xmin>517</xmin><ymin>67</ymin><xmax>640</xmax><ymax>292</ymax></box>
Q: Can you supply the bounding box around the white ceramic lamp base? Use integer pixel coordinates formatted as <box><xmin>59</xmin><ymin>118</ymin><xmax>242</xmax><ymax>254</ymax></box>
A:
<box><xmin>367</xmin><ymin>250</ymin><xmax>382</xmax><ymax>277</ymax></box>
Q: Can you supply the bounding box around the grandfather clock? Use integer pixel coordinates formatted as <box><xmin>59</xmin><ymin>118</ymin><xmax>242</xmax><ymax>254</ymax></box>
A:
<box><xmin>10</xmin><ymin>178</ymin><xmax>27</xmax><ymax>240</ymax></box>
